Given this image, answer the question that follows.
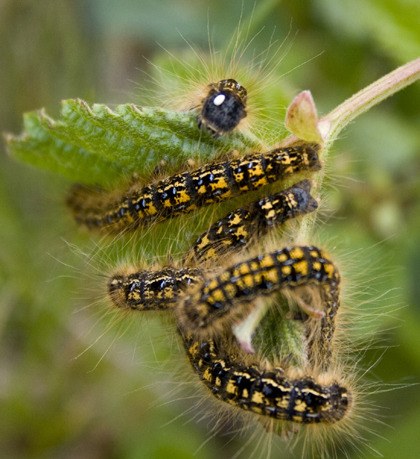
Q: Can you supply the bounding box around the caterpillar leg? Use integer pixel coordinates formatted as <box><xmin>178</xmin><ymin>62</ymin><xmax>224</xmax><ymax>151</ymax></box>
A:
<box><xmin>183</xmin><ymin>333</ymin><xmax>350</xmax><ymax>425</ymax></box>
<box><xmin>185</xmin><ymin>179</ymin><xmax>318</xmax><ymax>263</ymax></box>
<box><xmin>67</xmin><ymin>143</ymin><xmax>320</xmax><ymax>233</ymax></box>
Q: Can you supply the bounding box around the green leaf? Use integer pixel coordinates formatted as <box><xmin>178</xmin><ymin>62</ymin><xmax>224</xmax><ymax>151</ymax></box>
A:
<box><xmin>6</xmin><ymin>99</ymin><xmax>261</xmax><ymax>187</ymax></box>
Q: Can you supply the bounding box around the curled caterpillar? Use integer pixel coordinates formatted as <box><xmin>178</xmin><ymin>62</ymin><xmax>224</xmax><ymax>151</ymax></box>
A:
<box><xmin>178</xmin><ymin>246</ymin><xmax>339</xmax><ymax>338</ymax></box>
<box><xmin>67</xmin><ymin>143</ymin><xmax>321</xmax><ymax>233</ymax></box>
<box><xmin>183</xmin><ymin>335</ymin><xmax>350</xmax><ymax>424</ymax></box>
<box><xmin>197</xmin><ymin>79</ymin><xmax>248</xmax><ymax>136</ymax></box>
<box><xmin>186</xmin><ymin>179</ymin><xmax>318</xmax><ymax>263</ymax></box>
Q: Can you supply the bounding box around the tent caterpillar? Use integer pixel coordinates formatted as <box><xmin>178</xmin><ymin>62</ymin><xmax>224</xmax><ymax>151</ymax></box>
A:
<box><xmin>186</xmin><ymin>179</ymin><xmax>318</xmax><ymax>263</ymax></box>
<box><xmin>66</xmin><ymin>143</ymin><xmax>321</xmax><ymax>233</ymax></box>
<box><xmin>183</xmin><ymin>335</ymin><xmax>349</xmax><ymax>425</ymax></box>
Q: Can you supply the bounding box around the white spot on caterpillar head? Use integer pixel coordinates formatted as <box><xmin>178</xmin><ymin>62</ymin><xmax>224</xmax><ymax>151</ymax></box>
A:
<box><xmin>213</xmin><ymin>94</ymin><xmax>226</xmax><ymax>106</ymax></box>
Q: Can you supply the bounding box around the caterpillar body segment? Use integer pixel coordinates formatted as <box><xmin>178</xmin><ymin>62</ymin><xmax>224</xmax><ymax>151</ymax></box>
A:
<box><xmin>108</xmin><ymin>267</ymin><xmax>203</xmax><ymax>311</ymax></box>
<box><xmin>67</xmin><ymin>143</ymin><xmax>321</xmax><ymax>233</ymax></box>
<box><xmin>183</xmin><ymin>335</ymin><xmax>350</xmax><ymax>424</ymax></box>
<box><xmin>198</xmin><ymin>79</ymin><xmax>248</xmax><ymax>136</ymax></box>
<box><xmin>177</xmin><ymin>246</ymin><xmax>340</xmax><ymax>342</ymax></box>
<box><xmin>187</xmin><ymin>180</ymin><xmax>318</xmax><ymax>263</ymax></box>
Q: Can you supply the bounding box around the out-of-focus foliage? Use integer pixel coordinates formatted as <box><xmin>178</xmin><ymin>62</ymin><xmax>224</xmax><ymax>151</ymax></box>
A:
<box><xmin>1</xmin><ymin>1</ymin><xmax>419</xmax><ymax>458</ymax></box>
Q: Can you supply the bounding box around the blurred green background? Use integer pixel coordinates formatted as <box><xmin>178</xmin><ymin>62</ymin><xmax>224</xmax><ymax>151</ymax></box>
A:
<box><xmin>0</xmin><ymin>1</ymin><xmax>419</xmax><ymax>458</ymax></box>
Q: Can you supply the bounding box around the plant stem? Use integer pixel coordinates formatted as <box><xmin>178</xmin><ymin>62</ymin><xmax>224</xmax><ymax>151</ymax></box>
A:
<box><xmin>294</xmin><ymin>57</ymin><xmax>420</xmax><ymax>241</ymax></box>
<box><xmin>319</xmin><ymin>57</ymin><xmax>420</xmax><ymax>147</ymax></box>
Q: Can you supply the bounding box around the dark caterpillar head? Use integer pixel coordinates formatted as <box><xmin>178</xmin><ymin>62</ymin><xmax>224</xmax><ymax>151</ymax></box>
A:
<box><xmin>292</xmin><ymin>378</ymin><xmax>350</xmax><ymax>424</ymax></box>
<box><xmin>289</xmin><ymin>179</ymin><xmax>319</xmax><ymax>215</ymax></box>
<box><xmin>198</xmin><ymin>79</ymin><xmax>247</xmax><ymax>136</ymax></box>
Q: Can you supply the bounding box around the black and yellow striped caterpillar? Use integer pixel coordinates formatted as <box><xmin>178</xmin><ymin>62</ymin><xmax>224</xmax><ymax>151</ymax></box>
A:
<box><xmin>108</xmin><ymin>240</ymin><xmax>340</xmax><ymax>357</ymax></box>
<box><xmin>67</xmin><ymin>143</ymin><xmax>320</xmax><ymax>233</ymax></box>
<box><xmin>185</xmin><ymin>179</ymin><xmax>318</xmax><ymax>263</ymax></box>
<box><xmin>178</xmin><ymin>246</ymin><xmax>339</xmax><ymax>342</ymax></box>
<box><xmin>184</xmin><ymin>336</ymin><xmax>349</xmax><ymax>425</ymax></box>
